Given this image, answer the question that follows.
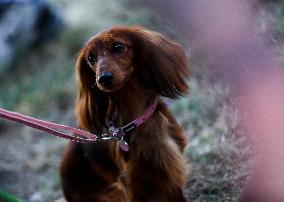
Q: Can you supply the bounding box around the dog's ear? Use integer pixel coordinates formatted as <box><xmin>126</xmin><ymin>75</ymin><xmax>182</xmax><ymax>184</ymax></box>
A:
<box><xmin>75</xmin><ymin>50</ymin><xmax>108</xmax><ymax>132</ymax></box>
<box><xmin>131</xmin><ymin>28</ymin><xmax>190</xmax><ymax>99</ymax></box>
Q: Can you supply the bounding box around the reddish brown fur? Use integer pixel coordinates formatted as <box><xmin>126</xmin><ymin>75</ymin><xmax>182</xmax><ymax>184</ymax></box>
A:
<box><xmin>60</xmin><ymin>25</ymin><xmax>190</xmax><ymax>202</ymax></box>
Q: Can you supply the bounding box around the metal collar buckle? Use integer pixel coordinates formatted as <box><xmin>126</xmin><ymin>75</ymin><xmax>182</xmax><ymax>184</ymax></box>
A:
<box><xmin>97</xmin><ymin>122</ymin><xmax>129</xmax><ymax>151</ymax></box>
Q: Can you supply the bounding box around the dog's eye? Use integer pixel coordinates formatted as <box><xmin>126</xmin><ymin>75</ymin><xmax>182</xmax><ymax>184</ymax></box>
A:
<box><xmin>111</xmin><ymin>42</ymin><xmax>125</xmax><ymax>54</ymax></box>
<box><xmin>87</xmin><ymin>53</ymin><xmax>96</xmax><ymax>64</ymax></box>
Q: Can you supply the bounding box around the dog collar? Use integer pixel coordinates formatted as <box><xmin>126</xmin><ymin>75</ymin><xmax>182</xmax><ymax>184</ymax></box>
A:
<box><xmin>0</xmin><ymin>97</ymin><xmax>159</xmax><ymax>152</ymax></box>
<box><xmin>97</xmin><ymin>96</ymin><xmax>159</xmax><ymax>151</ymax></box>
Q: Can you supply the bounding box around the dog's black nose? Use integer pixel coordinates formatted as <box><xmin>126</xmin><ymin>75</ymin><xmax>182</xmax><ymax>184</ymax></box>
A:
<box><xmin>98</xmin><ymin>72</ymin><xmax>113</xmax><ymax>86</ymax></box>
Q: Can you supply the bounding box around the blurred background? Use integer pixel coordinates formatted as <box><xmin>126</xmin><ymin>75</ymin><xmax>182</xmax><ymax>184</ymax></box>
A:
<box><xmin>0</xmin><ymin>0</ymin><xmax>283</xmax><ymax>201</ymax></box>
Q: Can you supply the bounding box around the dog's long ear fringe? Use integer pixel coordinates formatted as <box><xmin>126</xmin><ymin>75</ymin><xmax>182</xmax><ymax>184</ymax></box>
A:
<box><xmin>75</xmin><ymin>50</ymin><xmax>108</xmax><ymax>133</ymax></box>
<box><xmin>130</xmin><ymin>28</ymin><xmax>190</xmax><ymax>99</ymax></box>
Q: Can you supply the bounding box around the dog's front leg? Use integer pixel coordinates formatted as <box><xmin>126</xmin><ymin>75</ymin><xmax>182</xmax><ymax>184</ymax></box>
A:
<box><xmin>126</xmin><ymin>138</ymin><xmax>188</xmax><ymax>202</ymax></box>
<box><xmin>60</xmin><ymin>142</ymin><xmax>128</xmax><ymax>202</ymax></box>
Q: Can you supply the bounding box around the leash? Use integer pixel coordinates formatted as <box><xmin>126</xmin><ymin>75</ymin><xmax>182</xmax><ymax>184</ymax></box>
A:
<box><xmin>0</xmin><ymin>97</ymin><xmax>159</xmax><ymax>151</ymax></box>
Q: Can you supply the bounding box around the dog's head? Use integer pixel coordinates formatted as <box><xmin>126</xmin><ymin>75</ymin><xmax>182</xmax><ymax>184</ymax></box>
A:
<box><xmin>78</xmin><ymin>28</ymin><xmax>135</xmax><ymax>93</ymax></box>
<box><xmin>76</xmin><ymin>26</ymin><xmax>190</xmax><ymax>131</ymax></box>
<box><xmin>77</xmin><ymin>25</ymin><xmax>190</xmax><ymax>96</ymax></box>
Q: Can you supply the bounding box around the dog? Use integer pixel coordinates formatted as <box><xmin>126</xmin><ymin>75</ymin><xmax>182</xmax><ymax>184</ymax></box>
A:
<box><xmin>60</xmin><ymin>25</ymin><xmax>190</xmax><ymax>202</ymax></box>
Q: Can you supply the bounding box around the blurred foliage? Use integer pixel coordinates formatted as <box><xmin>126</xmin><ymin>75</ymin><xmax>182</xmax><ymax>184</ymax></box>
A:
<box><xmin>0</xmin><ymin>0</ymin><xmax>155</xmax><ymax>117</ymax></box>
<box><xmin>0</xmin><ymin>40</ymin><xmax>75</xmax><ymax>114</ymax></box>
<box><xmin>259</xmin><ymin>1</ymin><xmax>284</xmax><ymax>39</ymax></box>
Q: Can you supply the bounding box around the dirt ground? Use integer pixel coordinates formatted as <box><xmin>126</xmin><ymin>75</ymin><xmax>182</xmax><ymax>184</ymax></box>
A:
<box><xmin>0</xmin><ymin>109</ymin><xmax>73</xmax><ymax>201</ymax></box>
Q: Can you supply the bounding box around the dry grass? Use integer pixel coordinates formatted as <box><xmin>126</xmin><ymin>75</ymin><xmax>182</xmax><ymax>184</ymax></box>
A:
<box><xmin>170</xmin><ymin>65</ymin><xmax>251</xmax><ymax>201</ymax></box>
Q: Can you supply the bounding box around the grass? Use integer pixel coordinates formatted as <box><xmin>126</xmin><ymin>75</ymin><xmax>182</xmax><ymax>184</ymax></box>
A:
<box><xmin>0</xmin><ymin>190</ymin><xmax>21</xmax><ymax>202</ymax></box>
<box><xmin>170</xmin><ymin>65</ymin><xmax>250</xmax><ymax>201</ymax></box>
<box><xmin>0</xmin><ymin>41</ymin><xmax>75</xmax><ymax>114</ymax></box>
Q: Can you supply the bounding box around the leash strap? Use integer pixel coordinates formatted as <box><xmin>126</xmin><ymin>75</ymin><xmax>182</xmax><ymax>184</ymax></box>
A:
<box><xmin>0</xmin><ymin>97</ymin><xmax>159</xmax><ymax>151</ymax></box>
<box><xmin>0</xmin><ymin>108</ymin><xmax>96</xmax><ymax>143</ymax></box>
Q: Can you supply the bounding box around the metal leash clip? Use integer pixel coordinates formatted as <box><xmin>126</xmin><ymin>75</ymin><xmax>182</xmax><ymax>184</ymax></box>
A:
<box><xmin>97</xmin><ymin>121</ymin><xmax>129</xmax><ymax>151</ymax></box>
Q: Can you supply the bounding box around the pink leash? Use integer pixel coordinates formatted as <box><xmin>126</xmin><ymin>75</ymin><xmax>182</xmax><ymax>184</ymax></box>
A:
<box><xmin>0</xmin><ymin>108</ymin><xmax>96</xmax><ymax>143</ymax></box>
<box><xmin>0</xmin><ymin>97</ymin><xmax>159</xmax><ymax>151</ymax></box>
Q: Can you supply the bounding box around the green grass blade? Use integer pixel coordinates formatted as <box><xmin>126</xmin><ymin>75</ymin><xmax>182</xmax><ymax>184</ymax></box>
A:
<box><xmin>0</xmin><ymin>190</ymin><xmax>21</xmax><ymax>202</ymax></box>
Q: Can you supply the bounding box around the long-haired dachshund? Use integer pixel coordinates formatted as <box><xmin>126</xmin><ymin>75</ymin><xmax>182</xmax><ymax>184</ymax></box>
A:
<box><xmin>60</xmin><ymin>25</ymin><xmax>190</xmax><ymax>202</ymax></box>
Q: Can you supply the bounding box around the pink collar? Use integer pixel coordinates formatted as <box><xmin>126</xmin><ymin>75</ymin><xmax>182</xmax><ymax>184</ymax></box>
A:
<box><xmin>0</xmin><ymin>97</ymin><xmax>159</xmax><ymax>151</ymax></box>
